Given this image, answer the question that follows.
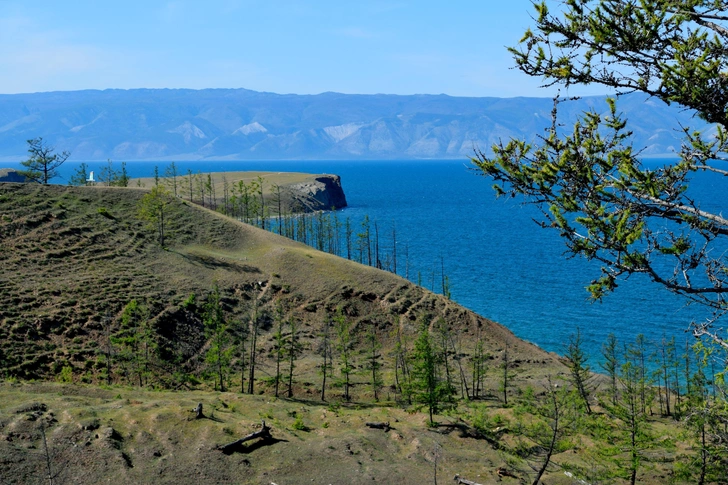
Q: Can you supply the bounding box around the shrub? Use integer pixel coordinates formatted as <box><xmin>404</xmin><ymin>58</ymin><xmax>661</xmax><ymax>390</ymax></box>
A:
<box><xmin>182</xmin><ymin>293</ymin><xmax>196</xmax><ymax>310</ymax></box>
<box><xmin>57</xmin><ymin>365</ymin><xmax>73</xmax><ymax>383</ymax></box>
<box><xmin>97</xmin><ymin>207</ymin><xmax>114</xmax><ymax>219</ymax></box>
<box><xmin>292</xmin><ymin>414</ymin><xmax>308</xmax><ymax>431</ymax></box>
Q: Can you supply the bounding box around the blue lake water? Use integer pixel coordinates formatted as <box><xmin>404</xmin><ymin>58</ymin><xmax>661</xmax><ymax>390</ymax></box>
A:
<box><xmin>6</xmin><ymin>158</ymin><xmax>726</xmax><ymax>363</ymax></box>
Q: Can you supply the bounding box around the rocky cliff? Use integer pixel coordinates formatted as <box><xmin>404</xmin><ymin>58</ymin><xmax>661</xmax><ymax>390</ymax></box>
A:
<box><xmin>0</xmin><ymin>168</ymin><xmax>30</xmax><ymax>183</ymax></box>
<box><xmin>287</xmin><ymin>174</ymin><xmax>348</xmax><ymax>211</ymax></box>
<box><xmin>130</xmin><ymin>170</ymin><xmax>348</xmax><ymax>214</ymax></box>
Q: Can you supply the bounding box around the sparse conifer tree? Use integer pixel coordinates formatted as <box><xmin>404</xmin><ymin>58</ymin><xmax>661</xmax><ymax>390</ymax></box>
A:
<box><xmin>448</xmin><ymin>331</ymin><xmax>469</xmax><ymax>400</ymax></box>
<box><xmin>256</xmin><ymin>175</ymin><xmax>265</xmax><ymax>229</ymax></box>
<box><xmin>565</xmin><ymin>328</ymin><xmax>593</xmax><ymax>414</ymax></box>
<box><xmin>98</xmin><ymin>159</ymin><xmax>117</xmax><ymax>186</ymax></box>
<box><xmin>408</xmin><ymin>317</ymin><xmax>451</xmax><ymax>424</ymax></box>
<box><xmin>203</xmin><ymin>286</ymin><xmax>231</xmax><ymax>392</ymax></box>
<box><xmin>678</xmin><ymin>343</ymin><xmax>728</xmax><ymax>484</ymax></box>
<box><xmin>19</xmin><ymin>137</ymin><xmax>69</xmax><ymax>184</ymax></box>
<box><xmin>602</xmin><ymin>359</ymin><xmax>655</xmax><ymax>485</ymax></box>
<box><xmin>272</xmin><ymin>183</ymin><xmax>284</xmax><ymax>234</ymax></box>
<box><xmin>196</xmin><ymin>172</ymin><xmax>205</xmax><ymax>207</ymax></box>
<box><xmin>286</xmin><ymin>314</ymin><xmax>302</xmax><ymax>398</ymax></box>
<box><xmin>367</xmin><ymin>322</ymin><xmax>383</xmax><ymax>401</ymax></box>
<box><xmin>653</xmin><ymin>336</ymin><xmax>675</xmax><ymax>416</ymax></box>
<box><xmin>334</xmin><ymin>308</ymin><xmax>353</xmax><ymax>401</ymax></box>
<box><xmin>205</xmin><ymin>173</ymin><xmax>213</xmax><ymax>209</ymax></box>
<box><xmin>626</xmin><ymin>334</ymin><xmax>651</xmax><ymax>414</ymax></box>
<box><xmin>272</xmin><ymin>304</ymin><xmax>285</xmax><ymax>398</ymax></box>
<box><xmin>247</xmin><ymin>301</ymin><xmax>261</xmax><ymax>395</ymax></box>
<box><xmin>471</xmin><ymin>333</ymin><xmax>487</xmax><ymax>400</ymax></box>
<box><xmin>68</xmin><ymin>162</ymin><xmax>90</xmax><ymax>186</ymax></box>
<box><xmin>501</xmin><ymin>340</ymin><xmax>510</xmax><ymax>405</ymax></box>
<box><xmin>601</xmin><ymin>333</ymin><xmax>620</xmax><ymax>406</ymax></box>
<box><xmin>138</xmin><ymin>185</ymin><xmax>173</xmax><ymax>247</ymax></box>
<box><xmin>319</xmin><ymin>314</ymin><xmax>333</xmax><ymax>401</ymax></box>
<box><xmin>185</xmin><ymin>169</ymin><xmax>194</xmax><ymax>202</ymax></box>
<box><xmin>112</xmin><ymin>300</ymin><xmax>153</xmax><ymax>387</ymax></box>
<box><xmin>114</xmin><ymin>162</ymin><xmax>129</xmax><ymax>187</ymax></box>
<box><xmin>393</xmin><ymin>320</ymin><xmax>411</xmax><ymax>402</ymax></box>
<box><xmin>345</xmin><ymin>217</ymin><xmax>352</xmax><ymax>260</ymax></box>
<box><xmin>229</xmin><ymin>316</ymin><xmax>248</xmax><ymax>394</ymax></box>
<box><xmin>527</xmin><ymin>377</ymin><xmax>576</xmax><ymax>485</ymax></box>
<box><xmin>164</xmin><ymin>162</ymin><xmax>179</xmax><ymax>197</ymax></box>
<box><xmin>434</xmin><ymin>318</ymin><xmax>456</xmax><ymax>402</ymax></box>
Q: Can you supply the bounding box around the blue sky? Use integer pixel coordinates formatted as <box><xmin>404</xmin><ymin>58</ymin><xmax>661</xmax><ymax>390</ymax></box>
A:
<box><xmin>0</xmin><ymin>1</ymin><xmax>605</xmax><ymax>98</ymax></box>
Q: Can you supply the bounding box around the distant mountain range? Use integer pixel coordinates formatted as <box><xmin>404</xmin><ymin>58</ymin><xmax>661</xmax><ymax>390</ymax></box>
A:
<box><xmin>0</xmin><ymin>88</ymin><xmax>712</xmax><ymax>161</ymax></box>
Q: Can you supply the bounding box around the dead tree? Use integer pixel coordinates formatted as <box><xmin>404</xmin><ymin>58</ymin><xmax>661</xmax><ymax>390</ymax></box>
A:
<box><xmin>217</xmin><ymin>420</ymin><xmax>272</xmax><ymax>453</ymax></box>
<box><xmin>497</xmin><ymin>468</ymin><xmax>519</xmax><ymax>479</ymax></box>
<box><xmin>193</xmin><ymin>402</ymin><xmax>204</xmax><ymax>419</ymax></box>
<box><xmin>501</xmin><ymin>340</ymin><xmax>510</xmax><ymax>405</ymax></box>
<box><xmin>40</xmin><ymin>421</ymin><xmax>55</xmax><ymax>485</ymax></box>
<box><xmin>453</xmin><ymin>475</ymin><xmax>483</xmax><ymax>485</ymax></box>
<box><xmin>365</xmin><ymin>421</ymin><xmax>390</xmax><ymax>432</ymax></box>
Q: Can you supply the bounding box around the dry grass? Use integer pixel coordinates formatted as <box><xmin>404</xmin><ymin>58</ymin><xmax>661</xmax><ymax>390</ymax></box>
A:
<box><xmin>0</xmin><ymin>381</ymin><xmax>696</xmax><ymax>485</ymax></box>
<box><xmin>132</xmin><ymin>170</ymin><xmax>317</xmax><ymax>196</ymax></box>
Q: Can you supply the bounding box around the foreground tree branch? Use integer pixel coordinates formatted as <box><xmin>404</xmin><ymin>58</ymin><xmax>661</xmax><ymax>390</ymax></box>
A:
<box><xmin>474</xmin><ymin>4</ymin><xmax>728</xmax><ymax>478</ymax></box>
<box><xmin>473</xmin><ymin>98</ymin><xmax>727</xmax><ymax>345</ymax></box>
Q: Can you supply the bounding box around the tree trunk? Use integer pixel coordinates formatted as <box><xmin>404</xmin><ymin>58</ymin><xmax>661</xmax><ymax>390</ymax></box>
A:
<box><xmin>217</xmin><ymin>420</ymin><xmax>272</xmax><ymax>453</ymax></box>
<box><xmin>531</xmin><ymin>414</ymin><xmax>558</xmax><ymax>485</ymax></box>
<box><xmin>248</xmin><ymin>311</ymin><xmax>258</xmax><ymax>395</ymax></box>
<box><xmin>193</xmin><ymin>402</ymin><xmax>204</xmax><ymax>419</ymax></box>
<box><xmin>365</xmin><ymin>421</ymin><xmax>390</xmax><ymax>431</ymax></box>
<box><xmin>453</xmin><ymin>475</ymin><xmax>483</xmax><ymax>485</ymax></box>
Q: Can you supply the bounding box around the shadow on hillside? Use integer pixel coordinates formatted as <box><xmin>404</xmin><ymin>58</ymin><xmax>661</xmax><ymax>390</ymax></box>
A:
<box><xmin>221</xmin><ymin>437</ymin><xmax>289</xmax><ymax>455</ymax></box>
<box><xmin>282</xmin><ymin>396</ymin><xmax>399</xmax><ymax>410</ymax></box>
<box><xmin>175</xmin><ymin>251</ymin><xmax>261</xmax><ymax>274</ymax></box>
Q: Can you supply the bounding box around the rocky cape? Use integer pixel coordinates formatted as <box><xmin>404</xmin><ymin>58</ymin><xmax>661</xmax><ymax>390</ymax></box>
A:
<box><xmin>288</xmin><ymin>174</ymin><xmax>348</xmax><ymax>211</ymax></box>
<box><xmin>0</xmin><ymin>168</ymin><xmax>29</xmax><ymax>183</ymax></box>
<box><xmin>0</xmin><ymin>170</ymin><xmax>347</xmax><ymax>213</ymax></box>
<box><xmin>0</xmin><ymin>88</ymin><xmax>711</xmax><ymax>161</ymax></box>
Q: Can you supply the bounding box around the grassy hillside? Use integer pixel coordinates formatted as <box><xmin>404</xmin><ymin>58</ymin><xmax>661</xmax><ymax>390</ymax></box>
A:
<box><xmin>0</xmin><ymin>182</ymin><xmax>555</xmax><ymax>388</ymax></box>
<box><xmin>132</xmin><ymin>170</ymin><xmax>348</xmax><ymax>213</ymax></box>
<box><xmin>1</xmin><ymin>183</ymin><xmax>718</xmax><ymax>484</ymax></box>
<box><xmin>0</xmin><ymin>382</ymin><xmax>527</xmax><ymax>484</ymax></box>
<box><xmin>0</xmin><ymin>381</ymin><xmax>699</xmax><ymax>485</ymax></box>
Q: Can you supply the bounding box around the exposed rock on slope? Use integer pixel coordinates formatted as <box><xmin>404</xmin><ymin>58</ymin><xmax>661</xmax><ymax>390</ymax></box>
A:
<box><xmin>0</xmin><ymin>168</ymin><xmax>29</xmax><ymax>183</ymax></box>
<box><xmin>132</xmin><ymin>171</ymin><xmax>347</xmax><ymax>212</ymax></box>
<box><xmin>287</xmin><ymin>174</ymin><xmax>347</xmax><ymax>210</ymax></box>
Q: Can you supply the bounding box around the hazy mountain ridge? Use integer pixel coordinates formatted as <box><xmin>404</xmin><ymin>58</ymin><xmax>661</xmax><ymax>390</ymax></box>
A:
<box><xmin>0</xmin><ymin>88</ymin><xmax>709</xmax><ymax>160</ymax></box>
